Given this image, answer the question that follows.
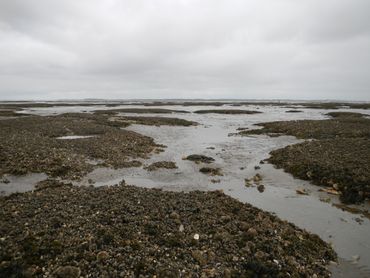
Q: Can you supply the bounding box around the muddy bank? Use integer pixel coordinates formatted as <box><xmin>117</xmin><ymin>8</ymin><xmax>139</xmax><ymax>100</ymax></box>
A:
<box><xmin>0</xmin><ymin>110</ymin><xmax>30</xmax><ymax>117</ymax></box>
<box><xmin>184</xmin><ymin>154</ymin><xmax>215</xmax><ymax>164</ymax></box>
<box><xmin>0</xmin><ymin>114</ymin><xmax>160</xmax><ymax>180</ymax></box>
<box><xmin>0</xmin><ymin>102</ymin><xmax>119</xmax><ymax>110</ymax></box>
<box><xmin>199</xmin><ymin>167</ymin><xmax>223</xmax><ymax>176</ymax></box>
<box><xmin>268</xmin><ymin>138</ymin><xmax>370</xmax><ymax>203</ymax></box>
<box><xmin>326</xmin><ymin>111</ymin><xmax>368</xmax><ymax>118</ymax></box>
<box><xmin>111</xmin><ymin>116</ymin><xmax>197</xmax><ymax>126</ymax></box>
<box><xmin>240</xmin><ymin>116</ymin><xmax>370</xmax><ymax>203</ymax></box>
<box><xmin>94</xmin><ymin>108</ymin><xmax>190</xmax><ymax>115</ymax></box>
<box><xmin>144</xmin><ymin>161</ymin><xmax>178</xmax><ymax>171</ymax></box>
<box><xmin>289</xmin><ymin>102</ymin><xmax>370</xmax><ymax>110</ymax></box>
<box><xmin>194</xmin><ymin>109</ymin><xmax>262</xmax><ymax>115</ymax></box>
<box><xmin>239</xmin><ymin>116</ymin><xmax>370</xmax><ymax>139</ymax></box>
<box><xmin>0</xmin><ymin>181</ymin><xmax>335</xmax><ymax>277</ymax></box>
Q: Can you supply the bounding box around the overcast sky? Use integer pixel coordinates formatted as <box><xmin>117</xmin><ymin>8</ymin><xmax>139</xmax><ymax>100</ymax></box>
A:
<box><xmin>0</xmin><ymin>0</ymin><xmax>369</xmax><ymax>101</ymax></box>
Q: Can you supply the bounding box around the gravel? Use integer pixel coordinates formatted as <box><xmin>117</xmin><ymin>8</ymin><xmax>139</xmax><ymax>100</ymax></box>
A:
<box><xmin>0</xmin><ymin>180</ymin><xmax>336</xmax><ymax>277</ymax></box>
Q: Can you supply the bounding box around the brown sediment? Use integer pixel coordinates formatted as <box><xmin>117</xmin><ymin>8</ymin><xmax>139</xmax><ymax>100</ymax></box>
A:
<box><xmin>94</xmin><ymin>108</ymin><xmax>190</xmax><ymax>115</ymax></box>
<box><xmin>0</xmin><ymin>114</ymin><xmax>160</xmax><ymax>180</ymax></box>
<box><xmin>194</xmin><ymin>109</ymin><xmax>262</xmax><ymax>115</ymax></box>
<box><xmin>326</xmin><ymin>111</ymin><xmax>368</xmax><ymax>119</ymax></box>
<box><xmin>0</xmin><ymin>110</ymin><xmax>31</xmax><ymax>117</ymax></box>
<box><xmin>287</xmin><ymin>103</ymin><xmax>367</xmax><ymax>110</ymax></box>
<box><xmin>239</xmin><ymin>117</ymin><xmax>370</xmax><ymax>139</ymax></box>
<box><xmin>199</xmin><ymin>167</ymin><xmax>223</xmax><ymax>176</ymax></box>
<box><xmin>239</xmin><ymin>116</ymin><xmax>370</xmax><ymax>203</ymax></box>
<box><xmin>184</xmin><ymin>154</ymin><xmax>215</xmax><ymax>164</ymax></box>
<box><xmin>0</xmin><ymin>102</ymin><xmax>117</xmax><ymax>111</ymax></box>
<box><xmin>332</xmin><ymin>203</ymin><xmax>370</xmax><ymax>220</ymax></box>
<box><xmin>111</xmin><ymin>116</ymin><xmax>197</xmax><ymax>126</ymax></box>
<box><xmin>144</xmin><ymin>161</ymin><xmax>178</xmax><ymax>171</ymax></box>
<box><xmin>0</xmin><ymin>181</ymin><xmax>336</xmax><ymax>277</ymax></box>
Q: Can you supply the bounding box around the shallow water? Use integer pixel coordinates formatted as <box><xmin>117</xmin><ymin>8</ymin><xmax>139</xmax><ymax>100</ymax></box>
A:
<box><xmin>3</xmin><ymin>103</ymin><xmax>370</xmax><ymax>276</ymax></box>
<box><xmin>0</xmin><ymin>173</ymin><xmax>47</xmax><ymax>196</ymax></box>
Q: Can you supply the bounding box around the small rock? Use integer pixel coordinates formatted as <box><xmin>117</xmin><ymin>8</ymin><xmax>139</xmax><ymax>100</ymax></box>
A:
<box><xmin>319</xmin><ymin>188</ymin><xmax>340</xmax><ymax>195</ymax></box>
<box><xmin>54</xmin><ymin>266</ymin><xmax>81</xmax><ymax>278</ymax></box>
<box><xmin>193</xmin><ymin>234</ymin><xmax>200</xmax><ymax>240</ymax></box>
<box><xmin>244</xmin><ymin>179</ymin><xmax>252</xmax><ymax>187</ymax></box>
<box><xmin>97</xmin><ymin>251</ymin><xmax>109</xmax><ymax>261</ymax></box>
<box><xmin>319</xmin><ymin>197</ymin><xmax>331</xmax><ymax>203</ymax></box>
<box><xmin>170</xmin><ymin>211</ymin><xmax>180</xmax><ymax>220</ymax></box>
<box><xmin>253</xmin><ymin>174</ymin><xmax>262</xmax><ymax>183</ymax></box>
<box><xmin>296</xmin><ymin>188</ymin><xmax>309</xmax><ymax>195</ymax></box>
<box><xmin>202</xmin><ymin>268</ymin><xmax>216</xmax><ymax>277</ymax></box>
<box><xmin>239</xmin><ymin>222</ymin><xmax>250</xmax><ymax>232</ymax></box>
<box><xmin>179</xmin><ymin>224</ymin><xmax>184</xmax><ymax>232</ymax></box>
<box><xmin>247</xmin><ymin>228</ymin><xmax>258</xmax><ymax>237</ymax></box>
<box><xmin>220</xmin><ymin>215</ymin><xmax>231</xmax><ymax>223</ymax></box>
<box><xmin>23</xmin><ymin>266</ymin><xmax>38</xmax><ymax>277</ymax></box>
<box><xmin>199</xmin><ymin>167</ymin><xmax>223</xmax><ymax>176</ymax></box>
<box><xmin>355</xmin><ymin>217</ymin><xmax>364</xmax><ymax>224</ymax></box>
<box><xmin>255</xmin><ymin>251</ymin><xmax>266</xmax><ymax>259</ymax></box>
<box><xmin>257</xmin><ymin>184</ymin><xmax>265</xmax><ymax>193</ymax></box>
<box><xmin>224</xmin><ymin>268</ymin><xmax>232</xmax><ymax>278</ymax></box>
<box><xmin>192</xmin><ymin>250</ymin><xmax>207</xmax><ymax>265</ymax></box>
<box><xmin>1</xmin><ymin>178</ymin><xmax>10</xmax><ymax>184</ymax></box>
<box><xmin>254</xmin><ymin>166</ymin><xmax>260</xmax><ymax>170</ymax></box>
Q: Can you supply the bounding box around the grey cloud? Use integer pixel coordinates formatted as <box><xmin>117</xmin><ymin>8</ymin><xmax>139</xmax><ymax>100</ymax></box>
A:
<box><xmin>0</xmin><ymin>0</ymin><xmax>369</xmax><ymax>100</ymax></box>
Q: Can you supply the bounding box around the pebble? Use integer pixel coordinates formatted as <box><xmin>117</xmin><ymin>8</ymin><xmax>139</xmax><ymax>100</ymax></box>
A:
<box><xmin>257</xmin><ymin>184</ymin><xmax>265</xmax><ymax>193</ymax></box>
<box><xmin>170</xmin><ymin>211</ymin><xmax>180</xmax><ymax>220</ymax></box>
<box><xmin>247</xmin><ymin>228</ymin><xmax>258</xmax><ymax>237</ymax></box>
<box><xmin>53</xmin><ymin>266</ymin><xmax>81</xmax><ymax>278</ymax></box>
<box><xmin>97</xmin><ymin>251</ymin><xmax>109</xmax><ymax>261</ymax></box>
